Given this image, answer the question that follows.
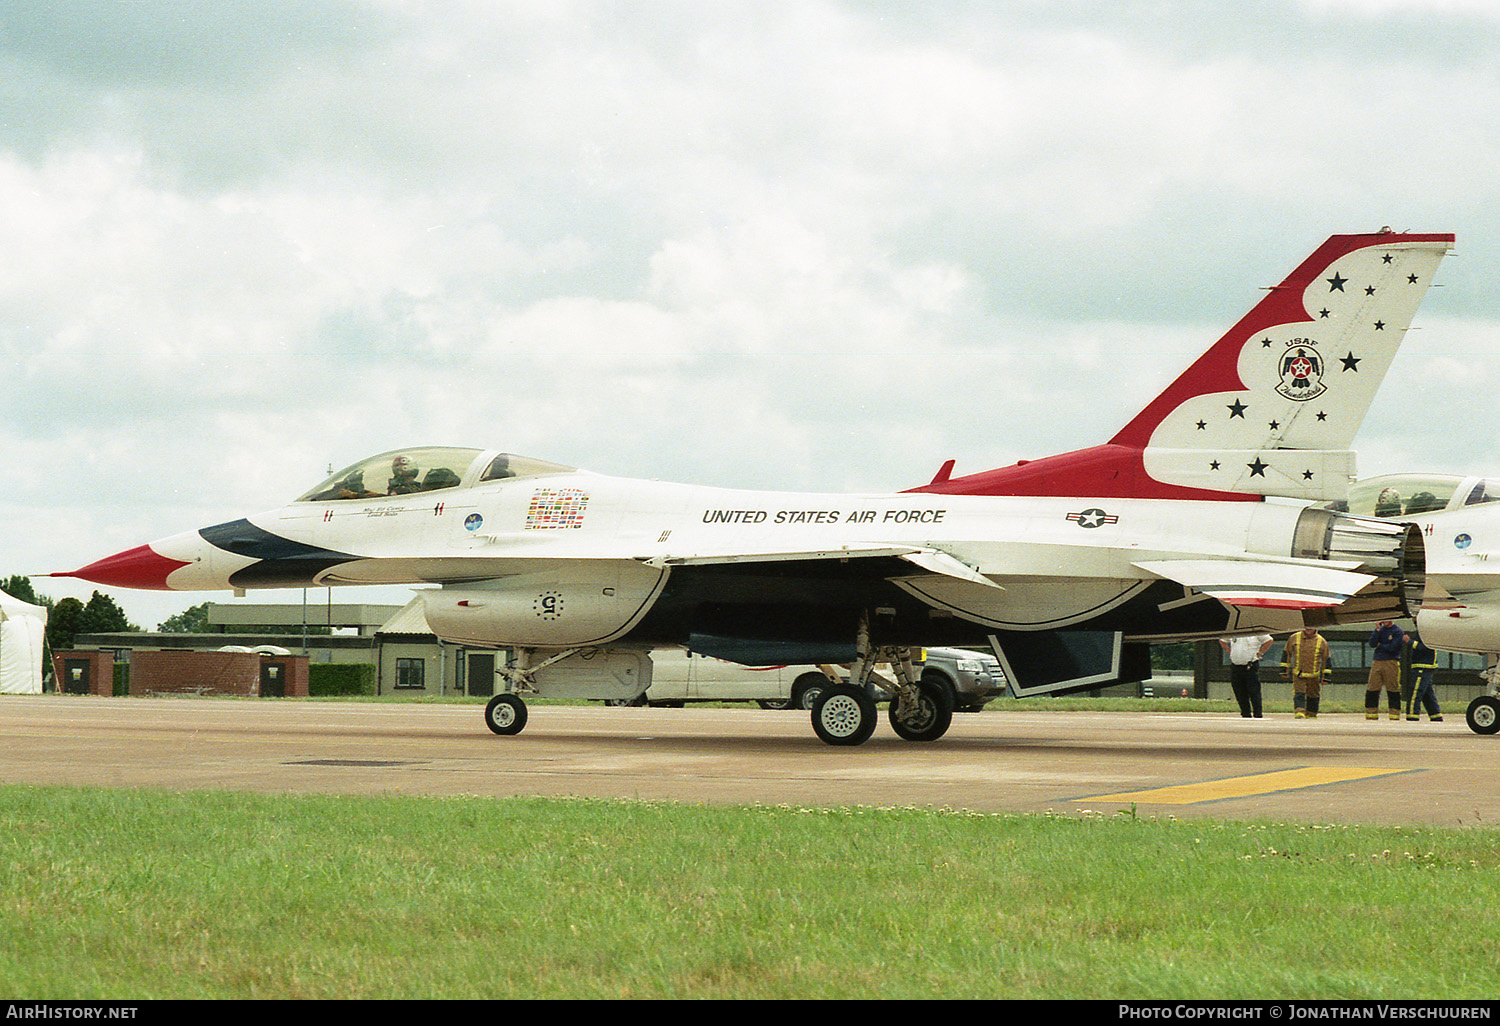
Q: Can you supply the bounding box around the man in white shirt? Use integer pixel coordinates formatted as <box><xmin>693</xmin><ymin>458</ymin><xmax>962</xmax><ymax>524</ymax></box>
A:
<box><xmin>1219</xmin><ymin>634</ymin><xmax>1274</xmax><ymax>718</ymax></box>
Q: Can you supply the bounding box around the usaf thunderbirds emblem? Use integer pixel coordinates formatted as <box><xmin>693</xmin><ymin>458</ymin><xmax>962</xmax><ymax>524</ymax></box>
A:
<box><xmin>1276</xmin><ymin>340</ymin><xmax>1327</xmax><ymax>402</ymax></box>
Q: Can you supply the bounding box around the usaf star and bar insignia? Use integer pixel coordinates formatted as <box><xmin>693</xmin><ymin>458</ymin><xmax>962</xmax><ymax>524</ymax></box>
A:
<box><xmin>1067</xmin><ymin>508</ymin><xmax>1119</xmax><ymax>528</ymax></box>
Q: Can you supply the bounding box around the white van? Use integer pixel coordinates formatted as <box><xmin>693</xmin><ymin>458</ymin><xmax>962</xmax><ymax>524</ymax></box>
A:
<box><xmin>604</xmin><ymin>646</ymin><xmax>1006</xmax><ymax>711</ymax></box>
<box><xmin>605</xmin><ymin>648</ymin><xmax>804</xmax><ymax>709</ymax></box>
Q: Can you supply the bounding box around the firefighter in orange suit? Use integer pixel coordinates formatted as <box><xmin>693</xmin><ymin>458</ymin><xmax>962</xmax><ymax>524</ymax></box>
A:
<box><xmin>1282</xmin><ymin>627</ymin><xmax>1331</xmax><ymax>719</ymax></box>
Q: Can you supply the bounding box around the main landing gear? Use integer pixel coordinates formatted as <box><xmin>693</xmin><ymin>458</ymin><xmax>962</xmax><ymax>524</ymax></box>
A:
<box><xmin>810</xmin><ymin>637</ymin><xmax>954</xmax><ymax>747</ymax></box>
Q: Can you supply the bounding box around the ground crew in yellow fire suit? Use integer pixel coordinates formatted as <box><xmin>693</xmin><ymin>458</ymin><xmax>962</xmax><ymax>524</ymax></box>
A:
<box><xmin>1282</xmin><ymin>627</ymin><xmax>1330</xmax><ymax>719</ymax></box>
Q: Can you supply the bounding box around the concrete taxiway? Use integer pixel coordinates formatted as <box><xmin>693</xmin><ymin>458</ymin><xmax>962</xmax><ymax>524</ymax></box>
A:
<box><xmin>1</xmin><ymin>695</ymin><xmax>1495</xmax><ymax>827</ymax></box>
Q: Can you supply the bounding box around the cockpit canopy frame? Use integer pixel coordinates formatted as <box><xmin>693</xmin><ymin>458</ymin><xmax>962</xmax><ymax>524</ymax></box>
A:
<box><xmin>297</xmin><ymin>447</ymin><xmax>577</xmax><ymax>502</ymax></box>
<box><xmin>1335</xmin><ymin>473</ymin><xmax>1500</xmax><ymax>519</ymax></box>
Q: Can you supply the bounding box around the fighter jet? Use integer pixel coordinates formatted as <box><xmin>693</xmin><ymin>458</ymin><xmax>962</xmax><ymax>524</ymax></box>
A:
<box><xmin>59</xmin><ymin>229</ymin><xmax>1453</xmax><ymax>745</ymax></box>
<box><xmin>1331</xmin><ymin>473</ymin><xmax>1500</xmax><ymax>735</ymax></box>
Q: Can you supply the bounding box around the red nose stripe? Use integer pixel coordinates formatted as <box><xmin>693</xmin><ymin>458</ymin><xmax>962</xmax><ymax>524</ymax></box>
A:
<box><xmin>56</xmin><ymin>545</ymin><xmax>192</xmax><ymax>590</ymax></box>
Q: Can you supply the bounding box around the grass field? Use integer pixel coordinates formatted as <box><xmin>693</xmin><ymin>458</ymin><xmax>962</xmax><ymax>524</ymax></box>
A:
<box><xmin>1</xmin><ymin>784</ymin><xmax>1496</xmax><ymax>1000</ymax></box>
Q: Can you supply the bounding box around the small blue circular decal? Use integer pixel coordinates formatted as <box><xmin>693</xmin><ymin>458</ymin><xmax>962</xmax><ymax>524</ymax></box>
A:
<box><xmin>465</xmin><ymin>513</ymin><xmax>484</xmax><ymax>532</ymax></box>
<box><xmin>1454</xmin><ymin>533</ymin><xmax>1472</xmax><ymax>550</ymax></box>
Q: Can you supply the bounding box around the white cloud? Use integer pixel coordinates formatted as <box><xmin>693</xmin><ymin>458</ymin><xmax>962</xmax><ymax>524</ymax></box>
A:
<box><xmin>1297</xmin><ymin>0</ymin><xmax>1500</xmax><ymax>17</ymax></box>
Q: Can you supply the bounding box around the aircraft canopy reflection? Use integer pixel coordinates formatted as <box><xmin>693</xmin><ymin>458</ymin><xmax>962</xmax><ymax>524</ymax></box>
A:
<box><xmin>299</xmin><ymin>448</ymin><xmax>578</xmax><ymax>502</ymax></box>
<box><xmin>1334</xmin><ymin>474</ymin><xmax>1500</xmax><ymax>519</ymax></box>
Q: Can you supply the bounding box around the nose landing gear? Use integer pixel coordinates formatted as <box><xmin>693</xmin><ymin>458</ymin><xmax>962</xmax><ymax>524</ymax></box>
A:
<box><xmin>484</xmin><ymin>693</ymin><xmax>528</xmax><ymax>735</ymax></box>
<box><xmin>1466</xmin><ymin>694</ymin><xmax>1499</xmax><ymax>735</ymax></box>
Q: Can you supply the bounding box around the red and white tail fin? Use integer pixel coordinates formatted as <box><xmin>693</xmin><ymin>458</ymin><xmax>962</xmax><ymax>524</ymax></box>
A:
<box><xmin>913</xmin><ymin>229</ymin><xmax>1454</xmax><ymax>501</ymax></box>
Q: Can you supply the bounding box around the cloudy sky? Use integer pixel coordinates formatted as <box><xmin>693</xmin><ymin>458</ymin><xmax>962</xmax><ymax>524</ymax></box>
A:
<box><xmin>4</xmin><ymin>0</ymin><xmax>1500</xmax><ymax>631</ymax></box>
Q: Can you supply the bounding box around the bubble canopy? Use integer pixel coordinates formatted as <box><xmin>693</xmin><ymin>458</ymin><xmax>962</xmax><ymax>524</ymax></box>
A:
<box><xmin>297</xmin><ymin>448</ymin><xmax>576</xmax><ymax>502</ymax></box>
<box><xmin>1339</xmin><ymin>474</ymin><xmax>1500</xmax><ymax>518</ymax></box>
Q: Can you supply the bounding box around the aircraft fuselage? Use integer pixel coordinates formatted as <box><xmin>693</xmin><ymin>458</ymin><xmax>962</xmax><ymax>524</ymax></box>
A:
<box><xmin>86</xmin><ymin>464</ymin><xmax>1416</xmax><ymax>661</ymax></box>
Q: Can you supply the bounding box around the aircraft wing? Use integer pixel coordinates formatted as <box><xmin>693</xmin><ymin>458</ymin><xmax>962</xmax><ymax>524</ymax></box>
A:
<box><xmin>1133</xmin><ymin>558</ymin><xmax>1375</xmax><ymax>610</ymax></box>
<box><xmin>644</xmin><ymin>546</ymin><xmax>1374</xmax><ymax>609</ymax></box>
<box><xmin>640</xmin><ymin>544</ymin><xmax>1002</xmax><ymax>588</ymax></box>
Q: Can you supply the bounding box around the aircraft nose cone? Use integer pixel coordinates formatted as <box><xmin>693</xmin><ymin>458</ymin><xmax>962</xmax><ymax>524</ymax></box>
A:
<box><xmin>55</xmin><ymin>544</ymin><xmax>193</xmax><ymax>591</ymax></box>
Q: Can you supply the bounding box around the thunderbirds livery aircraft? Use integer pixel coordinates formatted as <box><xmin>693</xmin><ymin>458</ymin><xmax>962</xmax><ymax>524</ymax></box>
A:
<box><xmin>62</xmin><ymin>229</ymin><xmax>1454</xmax><ymax>745</ymax></box>
<box><xmin>1333</xmin><ymin>474</ymin><xmax>1500</xmax><ymax>735</ymax></box>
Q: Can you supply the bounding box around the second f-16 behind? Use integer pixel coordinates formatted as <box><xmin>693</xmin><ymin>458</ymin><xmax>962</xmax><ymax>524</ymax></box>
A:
<box><xmin>1332</xmin><ymin>473</ymin><xmax>1500</xmax><ymax>735</ymax></box>
<box><xmin>61</xmin><ymin>230</ymin><xmax>1454</xmax><ymax>744</ymax></box>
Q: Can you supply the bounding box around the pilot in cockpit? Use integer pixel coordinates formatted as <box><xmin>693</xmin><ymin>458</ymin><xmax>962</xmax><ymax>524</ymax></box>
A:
<box><xmin>388</xmin><ymin>455</ymin><xmax>421</xmax><ymax>494</ymax></box>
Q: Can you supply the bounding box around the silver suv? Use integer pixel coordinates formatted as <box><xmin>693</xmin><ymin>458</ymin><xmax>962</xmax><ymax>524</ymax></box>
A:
<box><xmin>915</xmin><ymin>647</ymin><xmax>1007</xmax><ymax>711</ymax></box>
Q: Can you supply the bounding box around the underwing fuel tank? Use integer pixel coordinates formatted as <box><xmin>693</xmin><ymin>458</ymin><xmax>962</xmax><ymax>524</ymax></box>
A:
<box><xmin>419</xmin><ymin>562</ymin><xmax>670</xmax><ymax>648</ymax></box>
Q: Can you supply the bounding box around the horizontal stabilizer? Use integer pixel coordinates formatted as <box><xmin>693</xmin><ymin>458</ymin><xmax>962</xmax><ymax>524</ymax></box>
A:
<box><xmin>1134</xmin><ymin>558</ymin><xmax>1374</xmax><ymax>610</ymax></box>
<box><xmin>896</xmin><ymin>549</ymin><xmax>1002</xmax><ymax>588</ymax></box>
<box><xmin>1141</xmin><ymin>449</ymin><xmax>1356</xmax><ymax>501</ymax></box>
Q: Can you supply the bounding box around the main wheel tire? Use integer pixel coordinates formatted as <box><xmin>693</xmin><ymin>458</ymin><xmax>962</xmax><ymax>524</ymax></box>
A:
<box><xmin>921</xmin><ymin>670</ymin><xmax>959</xmax><ymax>708</ymax></box>
<box><xmin>889</xmin><ymin>679</ymin><xmax>955</xmax><ymax>742</ymax></box>
<box><xmin>1466</xmin><ymin>695</ymin><xmax>1500</xmax><ymax>735</ymax></box>
<box><xmin>484</xmin><ymin>693</ymin><xmax>528</xmax><ymax>736</ymax></box>
<box><xmin>811</xmin><ymin>685</ymin><xmax>877</xmax><ymax>746</ymax></box>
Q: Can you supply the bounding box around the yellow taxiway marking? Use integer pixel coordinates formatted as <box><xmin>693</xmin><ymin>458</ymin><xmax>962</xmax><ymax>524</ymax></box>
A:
<box><xmin>1080</xmin><ymin>767</ymin><xmax>1413</xmax><ymax>806</ymax></box>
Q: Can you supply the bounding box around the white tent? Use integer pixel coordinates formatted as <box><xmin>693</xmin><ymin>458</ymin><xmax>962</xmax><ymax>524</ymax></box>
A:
<box><xmin>0</xmin><ymin>589</ymin><xmax>48</xmax><ymax>695</ymax></box>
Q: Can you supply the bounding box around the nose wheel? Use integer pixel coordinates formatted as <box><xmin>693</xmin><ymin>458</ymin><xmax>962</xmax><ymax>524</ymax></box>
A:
<box><xmin>1466</xmin><ymin>695</ymin><xmax>1500</xmax><ymax>735</ymax></box>
<box><xmin>484</xmin><ymin>693</ymin><xmax>529</xmax><ymax>736</ymax></box>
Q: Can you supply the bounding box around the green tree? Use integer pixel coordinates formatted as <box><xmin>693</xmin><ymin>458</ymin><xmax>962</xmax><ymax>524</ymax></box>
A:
<box><xmin>79</xmin><ymin>592</ymin><xmax>138</xmax><ymax>635</ymax></box>
<box><xmin>1</xmin><ymin>575</ymin><xmax>41</xmax><ymax>605</ymax></box>
<box><xmin>158</xmin><ymin>602</ymin><xmax>211</xmax><ymax>634</ymax></box>
<box><xmin>47</xmin><ymin>597</ymin><xmax>83</xmax><ymax>650</ymax></box>
<box><xmin>1152</xmin><ymin>642</ymin><xmax>1196</xmax><ymax>671</ymax></box>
